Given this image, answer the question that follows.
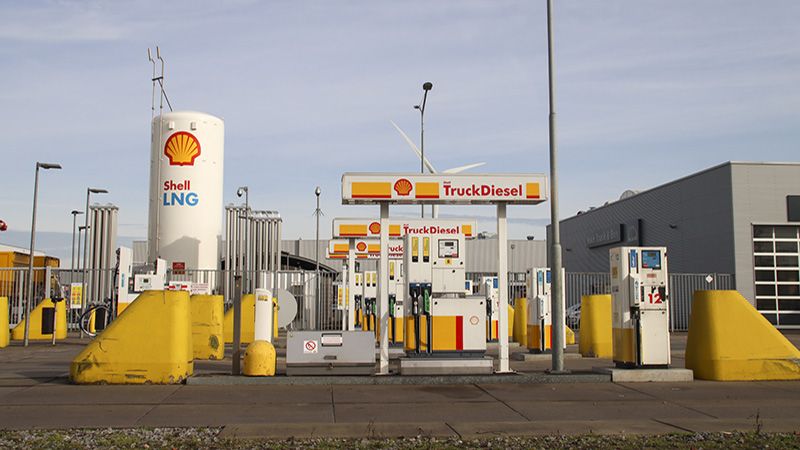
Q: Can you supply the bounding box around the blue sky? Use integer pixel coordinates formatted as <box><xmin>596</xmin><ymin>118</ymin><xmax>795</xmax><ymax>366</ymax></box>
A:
<box><xmin>1</xmin><ymin>1</ymin><xmax>798</xmax><ymax>260</ymax></box>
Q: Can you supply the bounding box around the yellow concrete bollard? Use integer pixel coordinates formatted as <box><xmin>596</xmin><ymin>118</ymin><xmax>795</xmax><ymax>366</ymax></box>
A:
<box><xmin>565</xmin><ymin>326</ymin><xmax>576</xmax><ymax>345</ymax></box>
<box><xmin>513</xmin><ymin>298</ymin><xmax>528</xmax><ymax>344</ymax></box>
<box><xmin>70</xmin><ymin>290</ymin><xmax>193</xmax><ymax>384</ymax></box>
<box><xmin>578</xmin><ymin>294</ymin><xmax>612</xmax><ymax>358</ymax></box>
<box><xmin>243</xmin><ymin>340</ymin><xmax>276</xmax><ymax>376</ymax></box>
<box><xmin>223</xmin><ymin>294</ymin><xmax>256</xmax><ymax>344</ymax></box>
<box><xmin>686</xmin><ymin>290</ymin><xmax>800</xmax><ymax>381</ymax></box>
<box><xmin>11</xmin><ymin>298</ymin><xmax>67</xmax><ymax>341</ymax></box>
<box><xmin>0</xmin><ymin>297</ymin><xmax>9</xmax><ymax>348</ymax></box>
<box><xmin>190</xmin><ymin>295</ymin><xmax>225</xmax><ymax>360</ymax></box>
<box><xmin>507</xmin><ymin>305</ymin><xmax>515</xmax><ymax>339</ymax></box>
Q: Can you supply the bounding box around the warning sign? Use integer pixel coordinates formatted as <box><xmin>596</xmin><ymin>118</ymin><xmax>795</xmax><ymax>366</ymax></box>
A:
<box><xmin>303</xmin><ymin>340</ymin><xmax>318</xmax><ymax>354</ymax></box>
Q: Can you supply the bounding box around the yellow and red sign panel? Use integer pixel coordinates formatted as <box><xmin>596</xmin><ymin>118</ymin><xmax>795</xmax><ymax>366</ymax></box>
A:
<box><xmin>327</xmin><ymin>238</ymin><xmax>404</xmax><ymax>259</ymax></box>
<box><xmin>342</xmin><ymin>173</ymin><xmax>547</xmax><ymax>205</ymax></box>
<box><xmin>332</xmin><ymin>218</ymin><xmax>477</xmax><ymax>239</ymax></box>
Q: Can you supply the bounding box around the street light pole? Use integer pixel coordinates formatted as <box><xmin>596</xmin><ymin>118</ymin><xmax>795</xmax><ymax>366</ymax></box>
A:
<box><xmin>546</xmin><ymin>0</ymin><xmax>567</xmax><ymax>374</ymax></box>
<box><xmin>24</xmin><ymin>162</ymin><xmax>61</xmax><ymax>347</ymax></box>
<box><xmin>237</xmin><ymin>187</ymin><xmax>249</xmax><ymax>292</ymax></box>
<box><xmin>314</xmin><ymin>186</ymin><xmax>322</xmax><ymax>330</ymax></box>
<box><xmin>414</xmin><ymin>81</ymin><xmax>433</xmax><ymax>218</ymax></box>
<box><xmin>69</xmin><ymin>210</ymin><xmax>83</xmax><ymax>304</ymax></box>
<box><xmin>81</xmin><ymin>188</ymin><xmax>108</xmax><ymax>337</ymax></box>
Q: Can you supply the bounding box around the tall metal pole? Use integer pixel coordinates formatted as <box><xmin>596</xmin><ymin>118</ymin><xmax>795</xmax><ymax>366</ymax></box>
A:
<box><xmin>546</xmin><ymin>0</ymin><xmax>567</xmax><ymax>373</ymax></box>
<box><xmin>416</xmin><ymin>82</ymin><xmax>433</xmax><ymax>218</ymax></box>
<box><xmin>24</xmin><ymin>162</ymin><xmax>61</xmax><ymax>346</ymax></box>
<box><xmin>314</xmin><ymin>187</ymin><xmax>321</xmax><ymax>331</ymax></box>
<box><xmin>69</xmin><ymin>211</ymin><xmax>82</xmax><ymax>290</ymax></box>
<box><xmin>244</xmin><ymin>191</ymin><xmax>249</xmax><ymax>293</ymax></box>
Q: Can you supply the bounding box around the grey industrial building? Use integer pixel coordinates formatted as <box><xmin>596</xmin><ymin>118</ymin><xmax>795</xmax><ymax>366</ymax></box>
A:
<box><xmin>555</xmin><ymin>161</ymin><xmax>800</xmax><ymax>328</ymax></box>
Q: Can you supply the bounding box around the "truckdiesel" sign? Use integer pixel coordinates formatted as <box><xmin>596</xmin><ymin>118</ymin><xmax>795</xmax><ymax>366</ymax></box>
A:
<box><xmin>342</xmin><ymin>173</ymin><xmax>547</xmax><ymax>205</ymax></box>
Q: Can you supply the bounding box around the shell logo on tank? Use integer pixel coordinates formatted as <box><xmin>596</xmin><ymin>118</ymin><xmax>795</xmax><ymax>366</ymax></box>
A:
<box><xmin>393</xmin><ymin>178</ymin><xmax>412</xmax><ymax>196</ymax></box>
<box><xmin>368</xmin><ymin>222</ymin><xmax>381</xmax><ymax>234</ymax></box>
<box><xmin>164</xmin><ymin>131</ymin><xmax>201</xmax><ymax>166</ymax></box>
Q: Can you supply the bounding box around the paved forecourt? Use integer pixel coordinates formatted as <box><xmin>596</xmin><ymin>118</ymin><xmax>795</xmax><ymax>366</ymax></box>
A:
<box><xmin>1</xmin><ymin>333</ymin><xmax>800</xmax><ymax>436</ymax></box>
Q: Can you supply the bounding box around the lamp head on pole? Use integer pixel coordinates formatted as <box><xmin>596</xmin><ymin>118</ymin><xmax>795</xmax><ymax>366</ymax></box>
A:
<box><xmin>422</xmin><ymin>82</ymin><xmax>433</xmax><ymax>91</ymax></box>
<box><xmin>88</xmin><ymin>188</ymin><xmax>108</xmax><ymax>194</ymax></box>
<box><xmin>315</xmin><ymin>186</ymin><xmax>321</xmax><ymax>197</ymax></box>
<box><xmin>37</xmin><ymin>162</ymin><xmax>61</xmax><ymax>170</ymax></box>
<box><xmin>71</xmin><ymin>210</ymin><xmax>83</xmax><ymax>216</ymax></box>
<box><xmin>236</xmin><ymin>186</ymin><xmax>248</xmax><ymax>198</ymax></box>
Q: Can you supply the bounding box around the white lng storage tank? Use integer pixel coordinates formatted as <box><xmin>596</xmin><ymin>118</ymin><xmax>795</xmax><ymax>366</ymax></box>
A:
<box><xmin>147</xmin><ymin>111</ymin><xmax>224</xmax><ymax>271</ymax></box>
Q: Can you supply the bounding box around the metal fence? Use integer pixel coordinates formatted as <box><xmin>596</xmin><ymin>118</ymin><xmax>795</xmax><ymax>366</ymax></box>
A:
<box><xmin>2</xmin><ymin>266</ymin><xmax>734</xmax><ymax>333</ymax></box>
<box><xmin>468</xmin><ymin>271</ymin><xmax>734</xmax><ymax>331</ymax></box>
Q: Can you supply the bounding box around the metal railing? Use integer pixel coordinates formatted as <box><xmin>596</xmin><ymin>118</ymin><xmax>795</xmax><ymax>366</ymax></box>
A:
<box><xmin>2</xmin><ymin>267</ymin><xmax>735</xmax><ymax>333</ymax></box>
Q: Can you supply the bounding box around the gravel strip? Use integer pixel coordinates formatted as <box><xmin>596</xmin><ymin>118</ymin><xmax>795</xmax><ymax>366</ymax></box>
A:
<box><xmin>0</xmin><ymin>428</ymin><xmax>798</xmax><ymax>449</ymax></box>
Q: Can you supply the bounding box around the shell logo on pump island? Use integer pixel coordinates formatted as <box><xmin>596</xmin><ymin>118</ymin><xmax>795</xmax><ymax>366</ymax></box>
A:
<box><xmin>368</xmin><ymin>222</ymin><xmax>381</xmax><ymax>234</ymax></box>
<box><xmin>164</xmin><ymin>132</ymin><xmax>201</xmax><ymax>166</ymax></box>
<box><xmin>393</xmin><ymin>178</ymin><xmax>412</xmax><ymax>196</ymax></box>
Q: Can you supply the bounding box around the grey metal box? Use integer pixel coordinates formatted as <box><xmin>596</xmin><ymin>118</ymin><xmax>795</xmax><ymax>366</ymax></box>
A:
<box><xmin>286</xmin><ymin>331</ymin><xmax>376</xmax><ymax>376</ymax></box>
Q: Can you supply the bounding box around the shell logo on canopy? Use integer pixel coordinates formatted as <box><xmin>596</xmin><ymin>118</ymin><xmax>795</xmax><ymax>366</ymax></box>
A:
<box><xmin>368</xmin><ymin>222</ymin><xmax>381</xmax><ymax>234</ymax></box>
<box><xmin>356</xmin><ymin>241</ymin><xmax>367</xmax><ymax>252</ymax></box>
<box><xmin>394</xmin><ymin>179</ymin><xmax>412</xmax><ymax>196</ymax></box>
<box><xmin>164</xmin><ymin>131</ymin><xmax>201</xmax><ymax>166</ymax></box>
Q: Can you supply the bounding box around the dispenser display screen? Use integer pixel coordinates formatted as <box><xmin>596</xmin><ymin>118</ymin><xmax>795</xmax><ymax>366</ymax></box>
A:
<box><xmin>641</xmin><ymin>250</ymin><xmax>662</xmax><ymax>269</ymax></box>
<box><xmin>438</xmin><ymin>239</ymin><xmax>459</xmax><ymax>258</ymax></box>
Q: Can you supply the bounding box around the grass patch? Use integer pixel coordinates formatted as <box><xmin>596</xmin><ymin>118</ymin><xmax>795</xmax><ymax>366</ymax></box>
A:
<box><xmin>0</xmin><ymin>428</ymin><xmax>798</xmax><ymax>449</ymax></box>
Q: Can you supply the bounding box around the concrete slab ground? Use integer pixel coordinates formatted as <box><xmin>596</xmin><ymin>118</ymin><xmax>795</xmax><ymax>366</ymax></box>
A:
<box><xmin>594</xmin><ymin>367</ymin><xmax>694</xmax><ymax>382</ymax></box>
<box><xmin>0</xmin><ymin>332</ymin><xmax>799</xmax><ymax>437</ymax></box>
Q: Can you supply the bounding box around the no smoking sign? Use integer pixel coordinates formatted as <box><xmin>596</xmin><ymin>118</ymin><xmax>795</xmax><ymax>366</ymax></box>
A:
<box><xmin>303</xmin><ymin>340</ymin><xmax>318</xmax><ymax>354</ymax></box>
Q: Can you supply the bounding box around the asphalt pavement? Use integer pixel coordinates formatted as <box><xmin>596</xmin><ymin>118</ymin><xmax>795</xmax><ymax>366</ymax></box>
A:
<box><xmin>1</xmin><ymin>333</ymin><xmax>799</xmax><ymax>438</ymax></box>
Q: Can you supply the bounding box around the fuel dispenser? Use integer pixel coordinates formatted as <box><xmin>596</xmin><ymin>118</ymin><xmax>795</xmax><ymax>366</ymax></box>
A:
<box><xmin>362</xmin><ymin>271</ymin><xmax>377</xmax><ymax>333</ymax></box>
<box><xmin>354</xmin><ymin>272</ymin><xmax>363</xmax><ymax>329</ymax></box>
<box><xmin>388</xmin><ymin>260</ymin><xmax>405</xmax><ymax>344</ymax></box>
<box><xmin>403</xmin><ymin>233</ymin><xmax>486</xmax><ymax>357</ymax></box>
<box><xmin>609</xmin><ymin>246</ymin><xmax>671</xmax><ymax>368</ymax></box>
<box><xmin>479</xmin><ymin>276</ymin><xmax>500</xmax><ymax>341</ymax></box>
<box><xmin>525</xmin><ymin>267</ymin><xmax>566</xmax><ymax>353</ymax></box>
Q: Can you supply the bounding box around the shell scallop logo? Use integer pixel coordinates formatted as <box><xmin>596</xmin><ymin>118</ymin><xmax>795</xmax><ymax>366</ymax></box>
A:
<box><xmin>394</xmin><ymin>178</ymin><xmax>412</xmax><ymax>196</ymax></box>
<box><xmin>164</xmin><ymin>131</ymin><xmax>201</xmax><ymax>166</ymax></box>
<box><xmin>356</xmin><ymin>242</ymin><xmax>367</xmax><ymax>252</ymax></box>
<box><xmin>368</xmin><ymin>222</ymin><xmax>381</xmax><ymax>235</ymax></box>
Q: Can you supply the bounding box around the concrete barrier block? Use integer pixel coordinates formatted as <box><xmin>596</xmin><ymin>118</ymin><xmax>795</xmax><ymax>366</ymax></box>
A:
<box><xmin>243</xmin><ymin>340</ymin><xmax>276</xmax><ymax>376</ymax></box>
<box><xmin>190</xmin><ymin>294</ymin><xmax>225</xmax><ymax>360</ymax></box>
<box><xmin>513</xmin><ymin>297</ymin><xmax>528</xmax><ymax>344</ymax></box>
<box><xmin>578</xmin><ymin>294</ymin><xmax>612</xmax><ymax>358</ymax></box>
<box><xmin>223</xmin><ymin>294</ymin><xmax>255</xmax><ymax>344</ymax></box>
<box><xmin>11</xmin><ymin>298</ymin><xmax>67</xmax><ymax>341</ymax></box>
<box><xmin>686</xmin><ymin>290</ymin><xmax>800</xmax><ymax>381</ymax></box>
<box><xmin>566</xmin><ymin>325</ymin><xmax>576</xmax><ymax>345</ymax></box>
<box><xmin>70</xmin><ymin>290</ymin><xmax>193</xmax><ymax>384</ymax></box>
<box><xmin>0</xmin><ymin>297</ymin><xmax>8</xmax><ymax>348</ymax></box>
<box><xmin>507</xmin><ymin>305</ymin><xmax>515</xmax><ymax>339</ymax></box>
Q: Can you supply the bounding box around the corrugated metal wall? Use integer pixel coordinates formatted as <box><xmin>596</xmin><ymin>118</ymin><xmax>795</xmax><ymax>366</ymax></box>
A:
<box><xmin>553</xmin><ymin>163</ymin><xmax>737</xmax><ymax>274</ymax></box>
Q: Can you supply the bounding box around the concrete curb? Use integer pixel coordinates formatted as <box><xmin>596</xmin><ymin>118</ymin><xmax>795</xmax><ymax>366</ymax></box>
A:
<box><xmin>186</xmin><ymin>371</ymin><xmax>610</xmax><ymax>385</ymax></box>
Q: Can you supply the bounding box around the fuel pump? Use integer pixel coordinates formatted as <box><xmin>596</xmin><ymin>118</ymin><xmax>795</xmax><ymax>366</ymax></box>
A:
<box><xmin>479</xmin><ymin>276</ymin><xmax>499</xmax><ymax>341</ymax></box>
<box><xmin>362</xmin><ymin>271</ymin><xmax>377</xmax><ymax>333</ymax></box>
<box><xmin>387</xmin><ymin>260</ymin><xmax>405</xmax><ymax>344</ymax></box>
<box><xmin>525</xmin><ymin>267</ymin><xmax>565</xmax><ymax>353</ymax></box>
<box><xmin>403</xmin><ymin>233</ymin><xmax>486</xmax><ymax>357</ymax></box>
<box><xmin>610</xmin><ymin>246</ymin><xmax>671</xmax><ymax>368</ymax></box>
<box><xmin>353</xmin><ymin>272</ymin><xmax>363</xmax><ymax>329</ymax></box>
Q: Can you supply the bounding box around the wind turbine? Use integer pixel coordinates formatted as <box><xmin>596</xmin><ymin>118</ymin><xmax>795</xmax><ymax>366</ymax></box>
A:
<box><xmin>391</xmin><ymin>121</ymin><xmax>486</xmax><ymax>218</ymax></box>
